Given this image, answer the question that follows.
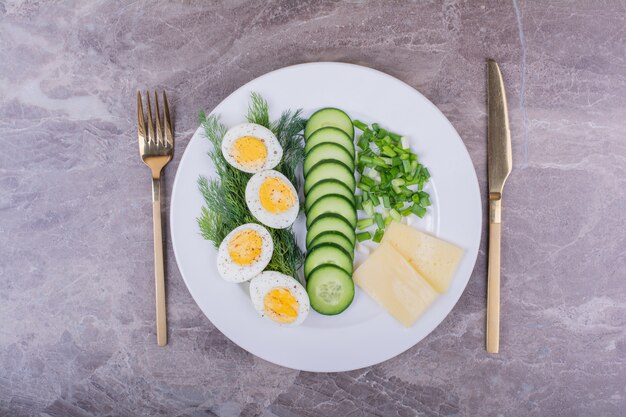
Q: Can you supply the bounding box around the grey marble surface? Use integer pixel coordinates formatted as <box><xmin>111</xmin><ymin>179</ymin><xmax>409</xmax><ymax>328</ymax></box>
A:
<box><xmin>1</xmin><ymin>1</ymin><xmax>625</xmax><ymax>416</ymax></box>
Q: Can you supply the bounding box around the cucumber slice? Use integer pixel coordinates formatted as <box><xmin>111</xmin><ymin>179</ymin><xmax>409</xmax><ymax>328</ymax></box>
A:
<box><xmin>304</xmin><ymin>127</ymin><xmax>355</xmax><ymax>158</ymax></box>
<box><xmin>304</xmin><ymin>243</ymin><xmax>353</xmax><ymax>278</ymax></box>
<box><xmin>304</xmin><ymin>160</ymin><xmax>355</xmax><ymax>195</ymax></box>
<box><xmin>306</xmin><ymin>265</ymin><xmax>355</xmax><ymax>315</ymax></box>
<box><xmin>306</xmin><ymin>194</ymin><xmax>356</xmax><ymax>229</ymax></box>
<box><xmin>304</xmin><ymin>179</ymin><xmax>355</xmax><ymax>213</ymax></box>
<box><xmin>304</xmin><ymin>143</ymin><xmax>355</xmax><ymax>177</ymax></box>
<box><xmin>306</xmin><ymin>214</ymin><xmax>356</xmax><ymax>247</ymax></box>
<box><xmin>308</xmin><ymin>231</ymin><xmax>355</xmax><ymax>258</ymax></box>
<box><xmin>305</xmin><ymin>108</ymin><xmax>354</xmax><ymax>140</ymax></box>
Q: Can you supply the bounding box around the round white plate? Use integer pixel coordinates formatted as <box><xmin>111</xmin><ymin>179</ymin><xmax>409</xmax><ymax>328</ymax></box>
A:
<box><xmin>170</xmin><ymin>62</ymin><xmax>481</xmax><ymax>372</ymax></box>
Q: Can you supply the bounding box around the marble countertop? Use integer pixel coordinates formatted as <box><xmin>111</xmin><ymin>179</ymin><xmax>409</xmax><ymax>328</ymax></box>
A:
<box><xmin>1</xmin><ymin>1</ymin><xmax>624</xmax><ymax>416</ymax></box>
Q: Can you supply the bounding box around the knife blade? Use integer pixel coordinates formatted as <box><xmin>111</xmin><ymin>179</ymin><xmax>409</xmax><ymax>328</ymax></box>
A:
<box><xmin>486</xmin><ymin>60</ymin><xmax>512</xmax><ymax>353</ymax></box>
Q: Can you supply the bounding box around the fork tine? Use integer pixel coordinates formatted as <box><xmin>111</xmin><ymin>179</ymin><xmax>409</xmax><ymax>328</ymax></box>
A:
<box><xmin>137</xmin><ymin>91</ymin><xmax>146</xmax><ymax>142</ymax></box>
<box><xmin>146</xmin><ymin>91</ymin><xmax>156</xmax><ymax>144</ymax></box>
<box><xmin>162</xmin><ymin>91</ymin><xmax>173</xmax><ymax>147</ymax></box>
<box><xmin>154</xmin><ymin>91</ymin><xmax>163</xmax><ymax>145</ymax></box>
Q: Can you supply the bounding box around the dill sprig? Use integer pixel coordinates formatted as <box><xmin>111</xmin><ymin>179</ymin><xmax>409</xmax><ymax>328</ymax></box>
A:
<box><xmin>196</xmin><ymin>94</ymin><xmax>306</xmax><ymax>278</ymax></box>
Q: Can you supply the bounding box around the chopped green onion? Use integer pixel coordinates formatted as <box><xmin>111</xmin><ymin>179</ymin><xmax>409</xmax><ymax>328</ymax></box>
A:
<box><xmin>353</xmin><ymin>120</ymin><xmax>368</xmax><ymax>131</ymax></box>
<box><xmin>360</xmin><ymin>175</ymin><xmax>376</xmax><ymax>187</ymax></box>
<box><xmin>359</xmin><ymin>155</ymin><xmax>374</xmax><ymax>165</ymax></box>
<box><xmin>393</xmin><ymin>201</ymin><xmax>404</xmax><ymax>210</ymax></box>
<box><xmin>382</xmin><ymin>145</ymin><xmax>397</xmax><ymax>157</ymax></box>
<box><xmin>389</xmin><ymin>208</ymin><xmax>401</xmax><ymax>222</ymax></box>
<box><xmin>411</xmin><ymin>204</ymin><xmax>427</xmax><ymax>218</ymax></box>
<box><xmin>357</xmin><ymin>135</ymin><xmax>369</xmax><ymax>150</ymax></box>
<box><xmin>372</xmin><ymin>229</ymin><xmax>385</xmax><ymax>243</ymax></box>
<box><xmin>362</xmin><ymin>191</ymin><xmax>370</xmax><ymax>202</ymax></box>
<box><xmin>401</xmin><ymin>136</ymin><xmax>410</xmax><ymax>149</ymax></box>
<box><xmin>358</xmin><ymin>182</ymin><xmax>371</xmax><ymax>192</ymax></box>
<box><xmin>357</xmin><ymin>231</ymin><xmax>371</xmax><ymax>242</ymax></box>
<box><xmin>384</xmin><ymin>214</ymin><xmax>393</xmax><ymax>226</ymax></box>
<box><xmin>382</xmin><ymin>195</ymin><xmax>391</xmax><ymax>208</ymax></box>
<box><xmin>402</xmin><ymin>159</ymin><xmax>411</xmax><ymax>173</ymax></box>
<box><xmin>363</xmin><ymin>200</ymin><xmax>374</xmax><ymax>216</ymax></box>
<box><xmin>400</xmin><ymin>153</ymin><xmax>410</xmax><ymax>160</ymax></box>
<box><xmin>357</xmin><ymin>217</ymin><xmax>374</xmax><ymax>230</ymax></box>
<box><xmin>372</xmin><ymin>123</ymin><xmax>380</xmax><ymax>131</ymax></box>
<box><xmin>370</xmin><ymin>194</ymin><xmax>380</xmax><ymax>206</ymax></box>
<box><xmin>401</xmin><ymin>207</ymin><xmax>413</xmax><ymax>217</ymax></box>
<box><xmin>374</xmin><ymin>213</ymin><xmax>384</xmax><ymax>230</ymax></box>
<box><xmin>355</xmin><ymin>194</ymin><xmax>363</xmax><ymax>210</ymax></box>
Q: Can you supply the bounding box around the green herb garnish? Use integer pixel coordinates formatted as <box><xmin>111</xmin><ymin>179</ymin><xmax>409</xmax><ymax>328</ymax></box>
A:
<box><xmin>196</xmin><ymin>94</ymin><xmax>306</xmax><ymax>278</ymax></box>
<box><xmin>353</xmin><ymin>120</ymin><xmax>432</xmax><ymax>242</ymax></box>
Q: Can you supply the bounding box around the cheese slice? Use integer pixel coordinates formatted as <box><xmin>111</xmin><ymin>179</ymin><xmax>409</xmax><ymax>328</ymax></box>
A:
<box><xmin>383</xmin><ymin>221</ymin><xmax>464</xmax><ymax>293</ymax></box>
<box><xmin>354</xmin><ymin>241</ymin><xmax>438</xmax><ymax>327</ymax></box>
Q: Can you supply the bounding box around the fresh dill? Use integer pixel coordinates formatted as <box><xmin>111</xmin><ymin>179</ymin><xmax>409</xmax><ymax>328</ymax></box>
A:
<box><xmin>196</xmin><ymin>94</ymin><xmax>306</xmax><ymax>278</ymax></box>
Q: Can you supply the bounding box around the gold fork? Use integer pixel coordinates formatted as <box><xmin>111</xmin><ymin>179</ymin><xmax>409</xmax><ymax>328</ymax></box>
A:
<box><xmin>137</xmin><ymin>91</ymin><xmax>173</xmax><ymax>346</ymax></box>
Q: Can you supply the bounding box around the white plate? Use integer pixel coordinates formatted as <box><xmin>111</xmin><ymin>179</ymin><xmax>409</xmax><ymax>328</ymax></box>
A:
<box><xmin>170</xmin><ymin>62</ymin><xmax>482</xmax><ymax>372</ymax></box>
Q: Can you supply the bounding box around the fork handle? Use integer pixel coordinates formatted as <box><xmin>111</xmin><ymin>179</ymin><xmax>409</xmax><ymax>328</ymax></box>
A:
<box><xmin>152</xmin><ymin>178</ymin><xmax>167</xmax><ymax>346</ymax></box>
<box><xmin>486</xmin><ymin>198</ymin><xmax>502</xmax><ymax>353</ymax></box>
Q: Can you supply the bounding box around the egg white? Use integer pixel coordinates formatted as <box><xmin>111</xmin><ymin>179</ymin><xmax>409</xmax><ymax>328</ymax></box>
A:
<box><xmin>245</xmin><ymin>170</ymin><xmax>299</xmax><ymax>229</ymax></box>
<box><xmin>249</xmin><ymin>271</ymin><xmax>310</xmax><ymax>327</ymax></box>
<box><xmin>216</xmin><ymin>223</ymin><xmax>273</xmax><ymax>283</ymax></box>
<box><xmin>221</xmin><ymin>123</ymin><xmax>283</xmax><ymax>173</ymax></box>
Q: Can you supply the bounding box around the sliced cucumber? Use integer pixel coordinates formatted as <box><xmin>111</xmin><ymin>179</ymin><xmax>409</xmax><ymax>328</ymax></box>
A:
<box><xmin>306</xmin><ymin>214</ymin><xmax>356</xmax><ymax>248</ymax></box>
<box><xmin>304</xmin><ymin>179</ymin><xmax>355</xmax><ymax>213</ymax></box>
<box><xmin>306</xmin><ymin>265</ymin><xmax>355</xmax><ymax>315</ymax></box>
<box><xmin>308</xmin><ymin>231</ymin><xmax>354</xmax><ymax>258</ymax></box>
<box><xmin>304</xmin><ymin>127</ymin><xmax>355</xmax><ymax>159</ymax></box>
<box><xmin>304</xmin><ymin>160</ymin><xmax>355</xmax><ymax>195</ymax></box>
<box><xmin>306</xmin><ymin>194</ymin><xmax>356</xmax><ymax>229</ymax></box>
<box><xmin>304</xmin><ymin>143</ymin><xmax>354</xmax><ymax>177</ymax></box>
<box><xmin>305</xmin><ymin>108</ymin><xmax>354</xmax><ymax>140</ymax></box>
<box><xmin>304</xmin><ymin>243</ymin><xmax>353</xmax><ymax>278</ymax></box>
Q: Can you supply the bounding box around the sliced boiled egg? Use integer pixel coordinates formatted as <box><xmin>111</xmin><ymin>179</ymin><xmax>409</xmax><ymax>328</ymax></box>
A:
<box><xmin>249</xmin><ymin>271</ymin><xmax>310</xmax><ymax>326</ymax></box>
<box><xmin>245</xmin><ymin>170</ymin><xmax>299</xmax><ymax>229</ymax></box>
<box><xmin>221</xmin><ymin>123</ymin><xmax>282</xmax><ymax>173</ymax></box>
<box><xmin>216</xmin><ymin>223</ymin><xmax>273</xmax><ymax>283</ymax></box>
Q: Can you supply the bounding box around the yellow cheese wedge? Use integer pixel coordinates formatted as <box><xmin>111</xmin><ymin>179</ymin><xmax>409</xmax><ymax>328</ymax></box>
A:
<box><xmin>382</xmin><ymin>221</ymin><xmax>464</xmax><ymax>293</ymax></box>
<box><xmin>353</xmin><ymin>241</ymin><xmax>438</xmax><ymax>327</ymax></box>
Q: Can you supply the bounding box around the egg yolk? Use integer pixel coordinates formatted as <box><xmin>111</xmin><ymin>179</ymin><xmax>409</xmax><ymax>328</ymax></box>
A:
<box><xmin>264</xmin><ymin>287</ymin><xmax>299</xmax><ymax>324</ymax></box>
<box><xmin>259</xmin><ymin>177</ymin><xmax>296</xmax><ymax>213</ymax></box>
<box><xmin>227</xmin><ymin>229</ymin><xmax>263</xmax><ymax>265</ymax></box>
<box><xmin>231</xmin><ymin>136</ymin><xmax>267</xmax><ymax>169</ymax></box>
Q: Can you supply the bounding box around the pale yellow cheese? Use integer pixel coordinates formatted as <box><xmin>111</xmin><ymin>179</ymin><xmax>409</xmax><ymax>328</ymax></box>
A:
<box><xmin>353</xmin><ymin>241</ymin><xmax>438</xmax><ymax>327</ymax></box>
<box><xmin>383</xmin><ymin>221</ymin><xmax>464</xmax><ymax>293</ymax></box>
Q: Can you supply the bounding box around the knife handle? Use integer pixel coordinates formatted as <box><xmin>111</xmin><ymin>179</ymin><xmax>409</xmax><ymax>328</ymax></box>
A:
<box><xmin>486</xmin><ymin>196</ymin><xmax>502</xmax><ymax>353</ymax></box>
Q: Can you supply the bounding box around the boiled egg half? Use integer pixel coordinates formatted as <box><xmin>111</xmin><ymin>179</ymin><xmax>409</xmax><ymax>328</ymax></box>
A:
<box><xmin>245</xmin><ymin>170</ymin><xmax>299</xmax><ymax>229</ymax></box>
<box><xmin>221</xmin><ymin>123</ymin><xmax>283</xmax><ymax>173</ymax></box>
<box><xmin>249</xmin><ymin>271</ymin><xmax>310</xmax><ymax>326</ymax></box>
<box><xmin>217</xmin><ymin>223</ymin><xmax>273</xmax><ymax>283</ymax></box>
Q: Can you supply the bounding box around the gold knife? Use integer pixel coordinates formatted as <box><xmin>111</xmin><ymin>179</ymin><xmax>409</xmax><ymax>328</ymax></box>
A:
<box><xmin>486</xmin><ymin>60</ymin><xmax>512</xmax><ymax>353</ymax></box>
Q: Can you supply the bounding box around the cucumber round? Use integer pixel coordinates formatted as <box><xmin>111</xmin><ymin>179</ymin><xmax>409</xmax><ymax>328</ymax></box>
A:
<box><xmin>304</xmin><ymin>179</ymin><xmax>355</xmax><ymax>213</ymax></box>
<box><xmin>306</xmin><ymin>194</ymin><xmax>356</xmax><ymax>229</ymax></box>
<box><xmin>306</xmin><ymin>214</ymin><xmax>356</xmax><ymax>247</ymax></box>
<box><xmin>304</xmin><ymin>108</ymin><xmax>354</xmax><ymax>140</ymax></box>
<box><xmin>304</xmin><ymin>243</ymin><xmax>353</xmax><ymax>278</ymax></box>
<box><xmin>304</xmin><ymin>143</ymin><xmax>355</xmax><ymax>177</ymax></box>
<box><xmin>306</xmin><ymin>265</ymin><xmax>355</xmax><ymax>315</ymax></box>
<box><xmin>304</xmin><ymin>160</ymin><xmax>355</xmax><ymax>195</ymax></box>
<box><xmin>308</xmin><ymin>231</ymin><xmax>354</xmax><ymax>258</ymax></box>
<box><xmin>304</xmin><ymin>127</ymin><xmax>355</xmax><ymax>158</ymax></box>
